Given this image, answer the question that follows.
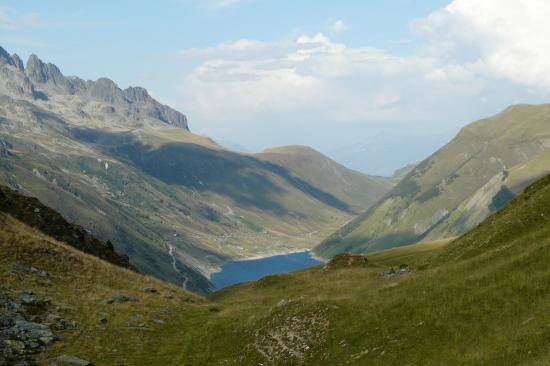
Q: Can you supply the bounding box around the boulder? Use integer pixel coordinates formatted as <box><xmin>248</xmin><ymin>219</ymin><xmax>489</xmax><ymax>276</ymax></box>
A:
<box><xmin>103</xmin><ymin>294</ymin><xmax>140</xmax><ymax>304</ymax></box>
<box><xmin>55</xmin><ymin>354</ymin><xmax>94</xmax><ymax>366</ymax></box>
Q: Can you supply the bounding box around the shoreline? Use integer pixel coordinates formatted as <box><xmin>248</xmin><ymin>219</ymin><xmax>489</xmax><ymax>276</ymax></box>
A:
<box><xmin>207</xmin><ymin>249</ymin><xmax>328</xmax><ymax>278</ymax></box>
<box><xmin>308</xmin><ymin>250</ymin><xmax>329</xmax><ymax>263</ymax></box>
<box><xmin>235</xmin><ymin>248</ymin><xmax>311</xmax><ymax>262</ymax></box>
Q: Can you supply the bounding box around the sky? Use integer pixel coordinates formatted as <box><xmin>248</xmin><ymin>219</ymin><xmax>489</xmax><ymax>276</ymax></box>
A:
<box><xmin>1</xmin><ymin>0</ymin><xmax>550</xmax><ymax>175</ymax></box>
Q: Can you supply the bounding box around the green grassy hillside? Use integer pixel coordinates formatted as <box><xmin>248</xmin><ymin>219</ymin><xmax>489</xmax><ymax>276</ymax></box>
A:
<box><xmin>3</xmin><ymin>174</ymin><xmax>548</xmax><ymax>365</ymax></box>
<box><xmin>187</xmin><ymin>174</ymin><xmax>550</xmax><ymax>365</ymax></box>
<box><xmin>315</xmin><ymin>104</ymin><xmax>550</xmax><ymax>258</ymax></box>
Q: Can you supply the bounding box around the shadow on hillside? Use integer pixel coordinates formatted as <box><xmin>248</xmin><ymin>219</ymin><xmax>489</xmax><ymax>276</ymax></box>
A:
<box><xmin>71</xmin><ymin>128</ymin><xmax>352</xmax><ymax>216</ymax></box>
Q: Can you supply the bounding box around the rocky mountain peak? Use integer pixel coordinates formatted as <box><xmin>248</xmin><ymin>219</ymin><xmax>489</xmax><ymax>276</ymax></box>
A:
<box><xmin>10</xmin><ymin>53</ymin><xmax>24</xmax><ymax>72</ymax></box>
<box><xmin>25</xmin><ymin>54</ymin><xmax>46</xmax><ymax>82</ymax></box>
<box><xmin>123</xmin><ymin>86</ymin><xmax>152</xmax><ymax>103</ymax></box>
<box><xmin>1</xmin><ymin>45</ymin><xmax>189</xmax><ymax>130</ymax></box>
<box><xmin>0</xmin><ymin>46</ymin><xmax>11</xmax><ymax>64</ymax></box>
<box><xmin>0</xmin><ymin>47</ymin><xmax>24</xmax><ymax>72</ymax></box>
<box><xmin>25</xmin><ymin>54</ymin><xmax>67</xmax><ymax>86</ymax></box>
<box><xmin>88</xmin><ymin>77</ymin><xmax>126</xmax><ymax>104</ymax></box>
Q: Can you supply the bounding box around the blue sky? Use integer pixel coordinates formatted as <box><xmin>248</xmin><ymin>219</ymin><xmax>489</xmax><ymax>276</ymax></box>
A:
<box><xmin>2</xmin><ymin>0</ymin><xmax>549</xmax><ymax>175</ymax></box>
<box><xmin>1</xmin><ymin>1</ymin><xmax>449</xmax><ymax>87</ymax></box>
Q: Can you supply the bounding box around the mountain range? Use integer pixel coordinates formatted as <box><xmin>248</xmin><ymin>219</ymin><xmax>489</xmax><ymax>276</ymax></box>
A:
<box><xmin>0</xmin><ymin>46</ymin><xmax>391</xmax><ymax>293</ymax></box>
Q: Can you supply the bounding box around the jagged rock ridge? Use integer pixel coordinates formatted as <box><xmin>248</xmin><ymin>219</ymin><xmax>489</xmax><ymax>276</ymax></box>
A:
<box><xmin>0</xmin><ymin>46</ymin><xmax>188</xmax><ymax>130</ymax></box>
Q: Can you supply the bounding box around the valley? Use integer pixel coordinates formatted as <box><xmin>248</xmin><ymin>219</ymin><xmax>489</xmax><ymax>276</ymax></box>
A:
<box><xmin>0</xmin><ymin>46</ymin><xmax>392</xmax><ymax>293</ymax></box>
<box><xmin>0</xmin><ymin>30</ymin><xmax>549</xmax><ymax>366</ymax></box>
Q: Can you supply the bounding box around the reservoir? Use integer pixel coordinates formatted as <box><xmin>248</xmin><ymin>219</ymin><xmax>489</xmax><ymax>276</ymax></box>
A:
<box><xmin>211</xmin><ymin>251</ymin><xmax>322</xmax><ymax>289</ymax></box>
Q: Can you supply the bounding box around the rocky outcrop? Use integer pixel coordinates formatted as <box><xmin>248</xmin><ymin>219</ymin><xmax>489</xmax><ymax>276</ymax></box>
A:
<box><xmin>10</xmin><ymin>54</ymin><xmax>24</xmax><ymax>72</ymax></box>
<box><xmin>123</xmin><ymin>86</ymin><xmax>188</xmax><ymax>129</ymax></box>
<box><xmin>88</xmin><ymin>77</ymin><xmax>126</xmax><ymax>104</ymax></box>
<box><xmin>378</xmin><ymin>264</ymin><xmax>412</xmax><ymax>278</ymax></box>
<box><xmin>0</xmin><ymin>184</ymin><xmax>135</xmax><ymax>271</ymax></box>
<box><xmin>0</xmin><ymin>290</ymin><xmax>59</xmax><ymax>364</ymax></box>
<box><xmin>55</xmin><ymin>354</ymin><xmax>93</xmax><ymax>365</ymax></box>
<box><xmin>123</xmin><ymin>86</ymin><xmax>151</xmax><ymax>103</ymax></box>
<box><xmin>323</xmin><ymin>253</ymin><xmax>369</xmax><ymax>271</ymax></box>
<box><xmin>0</xmin><ymin>138</ymin><xmax>12</xmax><ymax>157</ymax></box>
<box><xmin>25</xmin><ymin>54</ymin><xmax>68</xmax><ymax>88</ymax></box>
<box><xmin>0</xmin><ymin>47</ymin><xmax>24</xmax><ymax>73</ymax></box>
<box><xmin>0</xmin><ymin>47</ymin><xmax>11</xmax><ymax>65</ymax></box>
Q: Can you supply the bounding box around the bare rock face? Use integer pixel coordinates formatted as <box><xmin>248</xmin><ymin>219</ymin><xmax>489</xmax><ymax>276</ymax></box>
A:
<box><xmin>10</xmin><ymin>54</ymin><xmax>24</xmax><ymax>72</ymax></box>
<box><xmin>124</xmin><ymin>86</ymin><xmax>188</xmax><ymax>129</ymax></box>
<box><xmin>26</xmin><ymin>54</ymin><xmax>65</xmax><ymax>86</ymax></box>
<box><xmin>123</xmin><ymin>86</ymin><xmax>151</xmax><ymax>103</ymax></box>
<box><xmin>0</xmin><ymin>138</ymin><xmax>12</xmax><ymax>157</ymax></box>
<box><xmin>0</xmin><ymin>45</ymin><xmax>189</xmax><ymax>131</ymax></box>
<box><xmin>88</xmin><ymin>77</ymin><xmax>126</xmax><ymax>104</ymax></box>
<box><xmin>0</xmin><ymin>46</ymin><xmax>13</xmax><ymax>65</ymax></box>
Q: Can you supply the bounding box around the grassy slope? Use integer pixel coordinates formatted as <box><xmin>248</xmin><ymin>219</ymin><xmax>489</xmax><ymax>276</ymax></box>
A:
<box><xmin>256</xmin><ymin>145</ymin><xmax>393</xmax><ymax>214</ymax></box>
<box><xmin>0</xmin><ymin>213</ymin><xmax>213</xmax><ymax>365</ymax></box>
<box><xmin>1</xmin><ymin>174</ymin><xmax>549</xmax><ymax>365</ymax></box>
<box><xmin>0</xmin><ymin>137</ymin><xmax>215</xmax><ymax>293</ymax></box>
<box><xmin>182</xmin><ymin>174</ymin><xmax>550</xmax><ymax>365</ymax></box>
<box><xmin>0</xmin><ymin>184</ymin><xmax>133</xmax><ymax>271</ymax></box>
<box><xmin>315</xmin><ymin>104</ymin><xmax>550</xmax><ymax>258</ymax></box>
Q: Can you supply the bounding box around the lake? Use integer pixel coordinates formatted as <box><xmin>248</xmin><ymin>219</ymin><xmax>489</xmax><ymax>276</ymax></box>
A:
<box><xmin>211</xmin><ymin>251</ymin><xmax>322</xmax><ymax>289</ymax></box>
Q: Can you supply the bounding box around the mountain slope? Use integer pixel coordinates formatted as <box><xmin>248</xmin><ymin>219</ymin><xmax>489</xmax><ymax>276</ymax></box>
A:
<box><xmin>0</xmin><ymin>210</ymin><xmax>208</xmax><ymax>365</ymax></box>
<box><xmin>0</xmin><ymin>46</ymin><xmax>391</xmax><ymax>293</ymax></box>
<box><xmin>256</xmin><ymin>145</ymin><xmax>393</xmax><ymax>214</ymax></box>
<box><xmin>315</xmin><ymin>104</ymin><xmax>550</xmax><ymax>257</ymax></box>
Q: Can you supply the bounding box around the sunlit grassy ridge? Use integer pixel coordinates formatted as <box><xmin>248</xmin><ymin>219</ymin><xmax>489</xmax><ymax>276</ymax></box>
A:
<box><xmin>3</xmin><ymin>174</ymin><xmax>548</xmax><ymax>365</ymax></box>
<box><xmin>315</xmin><ymin>104</ymin><xmax>550</xmax><ymax>258</ymax></box>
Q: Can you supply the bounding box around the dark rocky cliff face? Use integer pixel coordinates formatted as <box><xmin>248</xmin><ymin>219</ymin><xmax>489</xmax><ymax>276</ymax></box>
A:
<box><xmin>0</xmin><ymin>184</ymin><xmax>135</xmax><ymax>271</ymax></box>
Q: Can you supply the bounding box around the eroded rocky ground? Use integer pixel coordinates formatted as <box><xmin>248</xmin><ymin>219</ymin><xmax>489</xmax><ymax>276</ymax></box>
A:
<box><xmin>0</xmin><ymin>265</ymin><xmax>91</xmax><ymax>366</ymax></box>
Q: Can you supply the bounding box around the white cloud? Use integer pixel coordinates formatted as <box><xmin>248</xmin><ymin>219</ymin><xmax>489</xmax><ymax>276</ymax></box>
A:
<box><xmin>178</xmin><ymin>33</ymin><xmax>447</xmax><ymax>125</ymax></box>
<box><xmin>0</xmin><ymin>8</ymin><xmax>40</xmax><ymax>30</ymax></box>
<box><xmin>176</xmin><ymin>0</ymin><xmax>550</xmax><ymax>143</ymax></box>
<box><xmin>413</xmin><ymin>0</ymin><xmax>550</xmax><ymax>90</ymax></box>
<box><xmin>329</xmin><ymin>19</ymin><xmax>347</xmax><ymax>34</ymax></box>
<box><xmin>178</xmin><ymin>39</ymin><xmax>273</xmax><ymax>59</ymax></box>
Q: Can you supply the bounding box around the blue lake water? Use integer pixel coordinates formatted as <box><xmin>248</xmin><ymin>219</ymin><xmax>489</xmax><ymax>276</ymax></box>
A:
<box><xmin>211</xmin><ymin>251</ymin><xmax>322</xmax><ymax>289</ymax></box>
